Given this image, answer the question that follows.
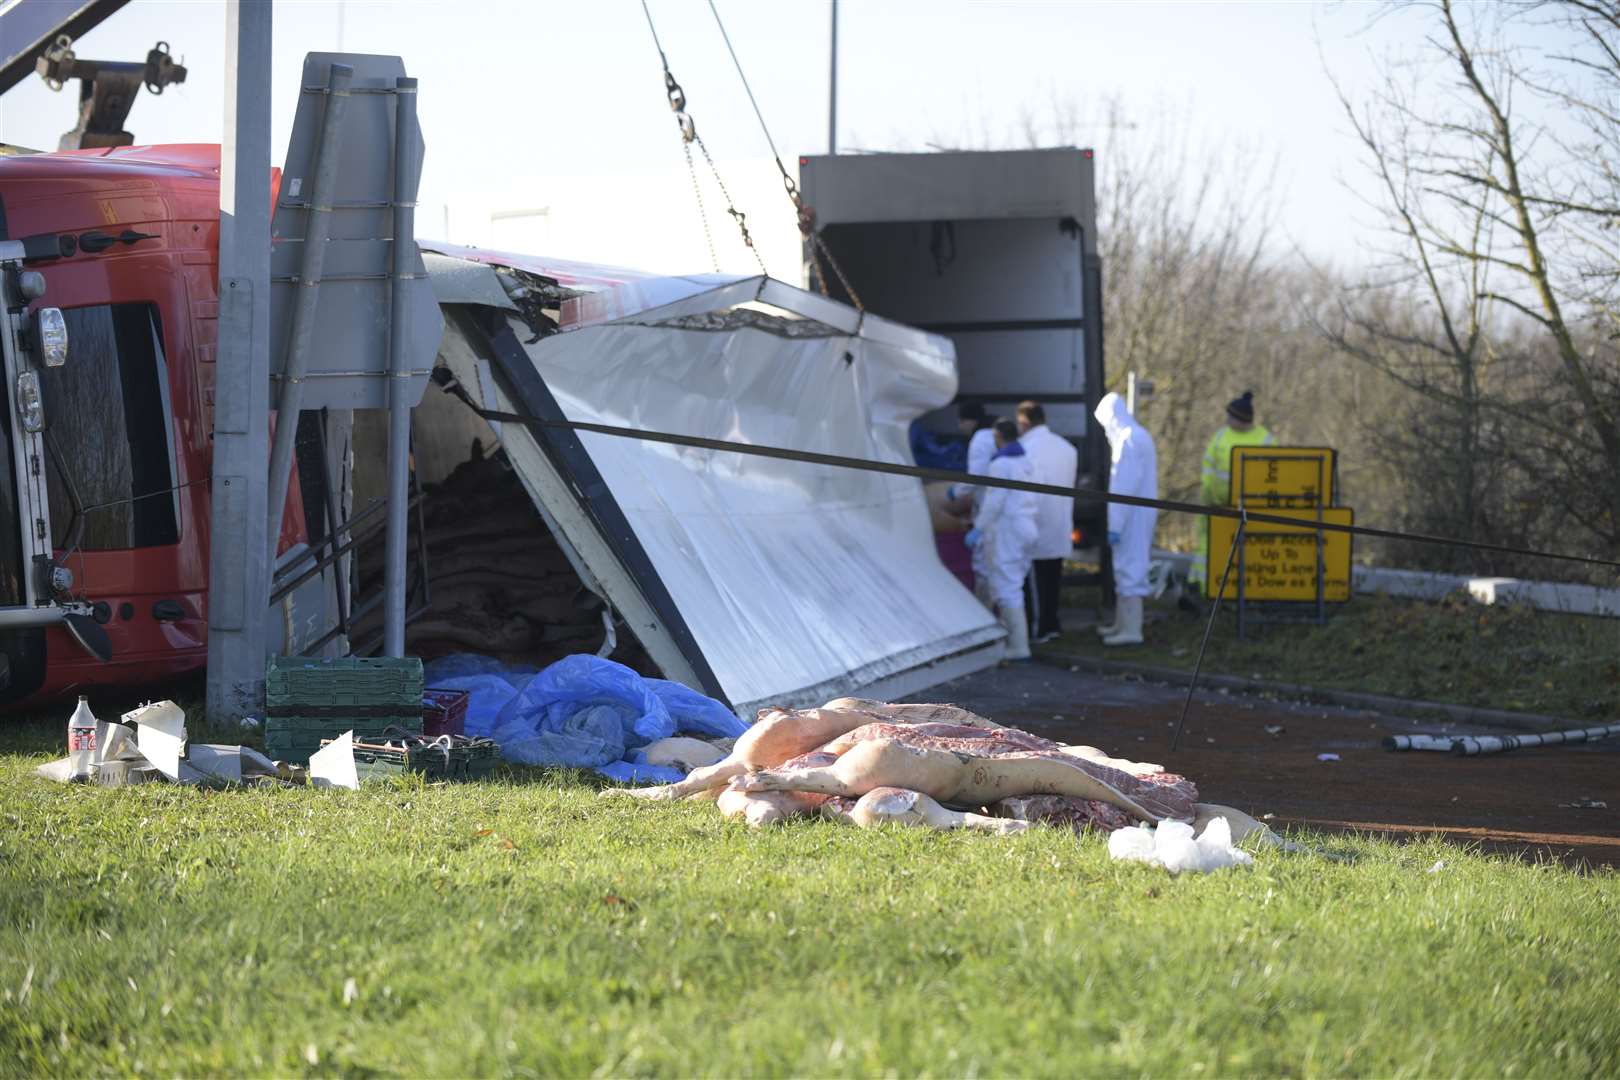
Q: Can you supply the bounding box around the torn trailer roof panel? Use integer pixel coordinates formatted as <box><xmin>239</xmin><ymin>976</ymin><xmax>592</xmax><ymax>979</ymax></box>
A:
<box><xmin>421</xmin><ymin>240</ymin><xmax>661</xmax><ymax>291</ymax></box>
<box><xmin>430</xmin><ymin>259</ymin><xmax>1005</xmax><ymax>715</ymax></box>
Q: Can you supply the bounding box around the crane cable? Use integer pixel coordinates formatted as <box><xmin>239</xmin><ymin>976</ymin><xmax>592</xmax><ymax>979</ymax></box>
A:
<box><xmin>639</xmin><ymin>0</ymin><xmax>768</xmax><ymax>276</ymax></box>
<box><xmin>705</xmin><ymin>0</ymin><xmax>865</xmax><ymax>311</ymax></box>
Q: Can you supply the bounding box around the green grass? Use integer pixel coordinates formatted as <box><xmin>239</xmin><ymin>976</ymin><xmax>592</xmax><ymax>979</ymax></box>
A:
<box><xmin>1051</xmin><ymin>588</ymin><xmax>1620</xmax><ymax>721</ymax></box>
<box><xmin>2</xmin><ymin>716</ymin><xmax>1618</xmax><ymax>1077</ymax></box>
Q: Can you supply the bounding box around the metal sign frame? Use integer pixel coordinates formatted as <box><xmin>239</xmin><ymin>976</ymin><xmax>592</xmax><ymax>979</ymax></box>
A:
<box><xmin>1208</xmin><ymin>446</ymin><xmax>1351</xmax><ymax>639</ymax></box>
<box><xmin>1230</xmin><ymin>445</ymin><xmax>1337</xmax><ymax>511</ymax></box>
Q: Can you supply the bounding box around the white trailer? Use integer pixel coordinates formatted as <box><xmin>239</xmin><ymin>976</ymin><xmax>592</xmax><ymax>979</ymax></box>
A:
<box><xmin>798</xmin><ymin>148</ymin><xmax>1109</xmax><ymax>551</ymax></box>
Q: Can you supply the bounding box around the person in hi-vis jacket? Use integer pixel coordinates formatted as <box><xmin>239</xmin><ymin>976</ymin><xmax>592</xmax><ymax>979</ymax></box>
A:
<box><xmin>1190</xmin><ymin>390</ymin><xmax>1274</xmax><ymax>589</ymax></box>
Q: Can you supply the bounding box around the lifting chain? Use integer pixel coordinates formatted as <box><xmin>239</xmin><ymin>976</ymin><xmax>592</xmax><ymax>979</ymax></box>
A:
<box><xmin>644</xmin><ymin>0</ymin><xmax>858</xmax><ymax>304</ymax></box>
<box><xmin>654</xmin><ymin>34</ymin><xmax>766</xmax><ymax>275</ymax></box>
<box><xmin>779</xmin><ymin>170</ymin><xmax>863</xmax><ymax>311</ymax></box>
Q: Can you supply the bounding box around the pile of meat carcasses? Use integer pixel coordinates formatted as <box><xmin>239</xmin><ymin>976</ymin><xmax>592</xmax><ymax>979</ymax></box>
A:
<box><xmin>605</xmin><ymin>698</ymin><xmax>1282</xmax><ymax>843</ymax></box>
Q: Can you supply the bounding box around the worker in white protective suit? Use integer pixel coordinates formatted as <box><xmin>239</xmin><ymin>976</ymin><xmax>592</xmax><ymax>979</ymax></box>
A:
<box><xmin>964</xmin><ymin>418</ymin><xmax>1038</xmax><ymax>660</ymax></box>
<box><xmin>1093</xmin><ymin>392</ymin><xmax>1158</xmax><ymax>646</ymax></box>
<box><xmin>1016</xmin><ymin>400</ymin><xmax>1079</xmax><ymax>643</ymax></box>
<box><xmin>958</xmin><ymin>402</ymin><xmax>998</xmax><ymax>479</ymax></box>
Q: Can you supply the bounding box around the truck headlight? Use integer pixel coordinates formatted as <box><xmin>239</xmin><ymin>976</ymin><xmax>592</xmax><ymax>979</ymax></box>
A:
<box><xmin>35</xmin><ymin>307</ymin><xmax>67</xmax><ymax>367</ymax></box>
<box><xmin>16</xmin><ymin>371</ymin><xmax>43</xmax><ymax>433</ymax></box>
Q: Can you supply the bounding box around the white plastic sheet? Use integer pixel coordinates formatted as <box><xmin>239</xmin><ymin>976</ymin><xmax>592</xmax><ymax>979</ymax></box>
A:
<box><xmin>500</xmin><ymin>276</ymin><xmax>1003</xmax><ymax>711</ymax></box>
<box><xmin>1108</xmin><ymin>818</ymin><xmax>1255</xmax><ymax>874</ymax></box>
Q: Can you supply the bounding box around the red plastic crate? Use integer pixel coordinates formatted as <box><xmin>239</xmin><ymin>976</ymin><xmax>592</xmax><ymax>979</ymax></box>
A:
<box><xmin>422</xmin><ymin>688</ymin><xmax>469</xmax><ymax>738</ymax></box>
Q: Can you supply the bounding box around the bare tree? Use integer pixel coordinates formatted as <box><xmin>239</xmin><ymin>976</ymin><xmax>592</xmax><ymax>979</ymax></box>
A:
<box><xmin>1321</xmin><ymin>0</ymin><xmax>1620</xmax><ymax>567</ymax></box>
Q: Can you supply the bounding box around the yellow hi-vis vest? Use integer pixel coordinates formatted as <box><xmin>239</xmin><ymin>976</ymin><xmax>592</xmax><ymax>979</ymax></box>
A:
<box><xmin>1200</xmin><ymin>424</ymin><xmax>1275</xmax><ymax>506</ymax></box>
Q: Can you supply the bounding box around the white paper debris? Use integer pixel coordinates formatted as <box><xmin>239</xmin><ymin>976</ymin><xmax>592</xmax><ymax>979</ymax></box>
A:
<box><xmin>34</xmin><ymin>757</ymin><xmax>74</xmax><ymax>783</ymax></box>
<box><xmin>94</xmin><ymin>721</ymin><xmax>136</xmax><ymax>765</ymax></box>
<box><xmin>1317</xmin><ymin>752</ymin><xmax>1340</xmax><ymax>762</ymax></box>
<box><xmin>309</xmin><ymin>731</ymin><xmax>359</xmax><ymax>790</ymax></box>
<box><xmin>188</xmin><ymin>745</ymin><xmax>244</xmax><ymax>784</ymax></box>
<box><xmin>130</xmin><ymin>702</ymin><xmax>187</xmax><ymax>781</ymax></box>
<box><xmin>238</xmin><ymin>746</ymin><xmax>279</xmax><ymax>776</ymax></box>
<box><xmin>34</xmin><ymin>701</ymin><xmax>292</xmax><ymax>788</ymax></box>
<box><xmin>1108</xmin><ymin>817</ymin><xmax>1255</xmax><ymax>874</ymax></box>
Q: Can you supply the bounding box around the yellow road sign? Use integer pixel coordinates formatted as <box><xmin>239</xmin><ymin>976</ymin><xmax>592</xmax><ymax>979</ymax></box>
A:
<box><xmin>1230</xmin><ymin>446</ymin><xmax>1335</xmax><ymax>509</ymax></box>
<box><xmin>1207</xmin><ymin>507</ymin><xmax>1353</xmax><ymax>602</ymax></box>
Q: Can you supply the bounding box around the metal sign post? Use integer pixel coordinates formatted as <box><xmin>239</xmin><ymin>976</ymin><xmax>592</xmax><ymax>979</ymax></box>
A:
<box><xmin>206</xmin><ymin>0</ymin><xmax>273</xmax><ymax>723</ymax></box>
<box><xmin>384</xmin><ymin>76</ymin><xmax>421</xmax><ymax>657</ymax></box>
<box><xmin>268</xmin><ymin>54</ymin><xmax>442</xmax><ymax>660</ymax></box>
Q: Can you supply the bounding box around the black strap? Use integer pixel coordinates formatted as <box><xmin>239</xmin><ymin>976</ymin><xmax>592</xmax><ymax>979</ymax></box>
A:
<box><xmin>459</xmin><ymin>403</ymin><xmax>1620</xmax><ymax>572</ymax></box>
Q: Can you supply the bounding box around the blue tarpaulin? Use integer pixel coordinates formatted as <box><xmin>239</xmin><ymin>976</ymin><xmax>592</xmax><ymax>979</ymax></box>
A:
<box><xmin>423</xmin><ymin>653</ymin><xmax>746</xmax><ymax>779</ymax></box>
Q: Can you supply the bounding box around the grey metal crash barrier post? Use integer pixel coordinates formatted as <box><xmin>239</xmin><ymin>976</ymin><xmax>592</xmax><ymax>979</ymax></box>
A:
<box><xmin>207</xmin><ymin>0</ymin><xmax>274</xmax><ymax>724</ymax></box>
<box><xmin>384</xmin><ymin>75</ymin><xmax>421</xmax><ymax>658</ymax></box>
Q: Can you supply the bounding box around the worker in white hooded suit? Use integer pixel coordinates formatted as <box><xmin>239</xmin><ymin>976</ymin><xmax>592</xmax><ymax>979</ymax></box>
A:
<box><xmin>1094</xmin><ymin>392</ymin><xmax>1158</xmax><ymax>646</ymax></box>
<box><xmin>965</xmin><ymin>418</ymin><xmax>1038</xmax><ymax>660</ymax></box>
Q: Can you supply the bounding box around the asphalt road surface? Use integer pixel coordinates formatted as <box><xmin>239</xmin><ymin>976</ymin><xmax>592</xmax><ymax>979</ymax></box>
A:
<box><xmin>906</xmin><ymin>660</ymin><xmax>1620</xmax><ymax>867</ymax></box>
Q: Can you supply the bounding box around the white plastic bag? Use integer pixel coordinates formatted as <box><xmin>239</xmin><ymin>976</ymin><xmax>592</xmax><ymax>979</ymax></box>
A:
<box><xmin>1108</xmin><ymin>816</ymin><xmax>1254</xmax><ymax>874</ymax></box>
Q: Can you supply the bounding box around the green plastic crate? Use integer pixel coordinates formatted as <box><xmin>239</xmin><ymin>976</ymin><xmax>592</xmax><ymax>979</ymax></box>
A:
<box><xmin>265</xmin><ymin>656</ymin><xmax>424</xmax><ymax>712</ymax></box>
<box><xmin>264</xmin><ymin>656</ymin><xmax>424</xmax><ymax>764</ymax></box>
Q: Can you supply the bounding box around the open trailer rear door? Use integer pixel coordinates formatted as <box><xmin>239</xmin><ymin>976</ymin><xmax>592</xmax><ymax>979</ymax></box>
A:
<box><xmin>424</xmin><ymin>255</ymin><xmax>1004</xmax><ymax>716</ymax></box>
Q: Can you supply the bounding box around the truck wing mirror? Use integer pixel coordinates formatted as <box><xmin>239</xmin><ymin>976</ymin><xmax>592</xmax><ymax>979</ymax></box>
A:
<box><xmin>63</xmin><ymin>612</ymin><xmax>113</xmax><ymax>663</ymax></box>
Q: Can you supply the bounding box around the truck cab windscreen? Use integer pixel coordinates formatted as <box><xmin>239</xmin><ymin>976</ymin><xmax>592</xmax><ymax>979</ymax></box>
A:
<box><xmin>41</xmin><ymin>303</ymin><xmax>177</xmax><ymax>551</ymax></box>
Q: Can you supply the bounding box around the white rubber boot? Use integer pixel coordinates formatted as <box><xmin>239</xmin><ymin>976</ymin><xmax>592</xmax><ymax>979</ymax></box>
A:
<box><xmin>1102</xmin><ymin>596</ymin><xmax>1144</xmax><ymax>646</ymax></box>
<box><xmin>1000</xmin><ymin>602</ymin><xmax>1032</xmax><ymax>661</ymax></box>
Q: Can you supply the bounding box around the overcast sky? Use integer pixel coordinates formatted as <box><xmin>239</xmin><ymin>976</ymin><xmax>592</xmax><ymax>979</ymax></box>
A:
<box><xmin>0</xmin><ymin>1</ymin><xmax>1531</xmax><ymax>272</ymax></box>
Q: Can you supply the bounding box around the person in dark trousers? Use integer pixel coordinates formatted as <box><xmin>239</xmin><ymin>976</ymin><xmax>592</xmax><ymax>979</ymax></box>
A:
<box><xmin>1015</xmin><ymin>400</ymin><xmax>1078</xmax><ymax>643</ymax></box>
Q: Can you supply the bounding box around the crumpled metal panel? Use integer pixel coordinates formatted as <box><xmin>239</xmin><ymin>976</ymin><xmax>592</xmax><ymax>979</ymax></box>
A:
<box><xmin>420</xmin><ymin>240</ymin><xmax>662</xmax><ymax>291</ymax></box>
<box><xmin>515</xmin><ymin>279</ymin><xmax>1004</xmax><ymax>710</ymax></box>
<box><xmin>422</xmin><ymin>252</ymin><xmax>517</xmax><ymax>311</ymax></box>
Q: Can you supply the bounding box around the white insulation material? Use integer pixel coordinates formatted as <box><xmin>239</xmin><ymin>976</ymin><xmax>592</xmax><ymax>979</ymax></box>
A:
<box><xmin>509</xmin><ymin>274</ymin><xmax>1003</xmax><ymax>711</ymax></box>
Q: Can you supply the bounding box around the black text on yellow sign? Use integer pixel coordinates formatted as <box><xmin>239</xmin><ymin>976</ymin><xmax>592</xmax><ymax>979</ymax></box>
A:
<box><xmin>1207</xmin><ymin>507</ymin><xmax>1354</xmax><ymax>602</ymax></box>
<box><xmin>1229</xmin><ymin>446</ymin><xmax>1336</xmax><ymax>509</ymax></box>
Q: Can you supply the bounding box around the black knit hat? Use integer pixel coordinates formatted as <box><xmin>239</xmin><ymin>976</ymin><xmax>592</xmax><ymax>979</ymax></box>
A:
<box><xmin>1227</xmin><ymin>391</ymin><xmax>1255</xmax><ymax>424</ymax></box>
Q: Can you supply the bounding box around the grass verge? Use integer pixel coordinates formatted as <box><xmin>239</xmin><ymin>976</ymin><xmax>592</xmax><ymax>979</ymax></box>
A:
<box><xmin>1053</xmin><ymin>586</ymin><xmax>1620</xmax><ymax>721</ymax></box>
<box><xmin>2</xmin><ymin>714</ymin><xmax>1618</xmax><ymax>1077</ymax></box>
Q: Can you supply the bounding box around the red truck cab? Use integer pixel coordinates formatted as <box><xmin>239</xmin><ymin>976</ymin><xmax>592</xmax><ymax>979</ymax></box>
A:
<box><xmin>0</xmin><ymin>143</ymin><xmax>308</xmax><ymax>705</ymax></box>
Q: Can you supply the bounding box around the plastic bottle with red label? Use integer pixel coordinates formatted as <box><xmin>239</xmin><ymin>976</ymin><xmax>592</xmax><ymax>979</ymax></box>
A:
<box><xmin>66</xmin><ymin>695</ymin><xmax>97</xmax><ymax>781</ymax></box>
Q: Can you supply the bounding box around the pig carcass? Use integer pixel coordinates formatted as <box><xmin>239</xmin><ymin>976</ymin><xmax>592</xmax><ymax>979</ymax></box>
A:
<box><xmin>735</xmin><ymin>734</ymin><xmax>1198</xmax><ymax>822</ymax></box>
<box><xmin>602</xmin><ymin>699</ymin><xmax>1006</xmax><ymax>803</ymax></box>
